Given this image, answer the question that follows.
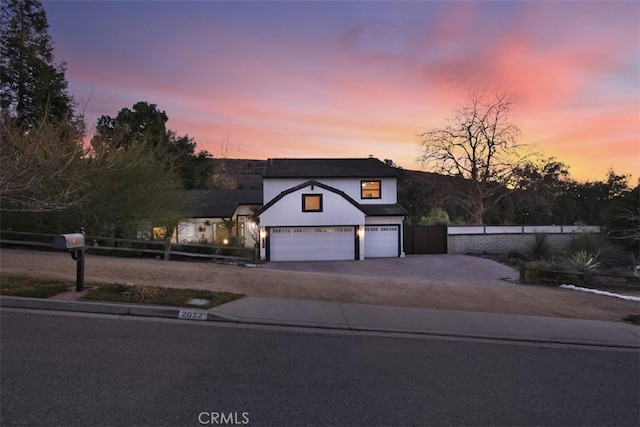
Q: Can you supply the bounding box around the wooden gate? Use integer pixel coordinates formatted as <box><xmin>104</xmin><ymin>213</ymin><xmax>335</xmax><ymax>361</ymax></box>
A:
<box><xmin>404</xmin><ymin>225</ymin><xmax>447</xmax><ymax>254</ymax></box>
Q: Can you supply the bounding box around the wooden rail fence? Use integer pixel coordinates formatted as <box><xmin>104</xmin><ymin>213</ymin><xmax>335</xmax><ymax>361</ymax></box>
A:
<box><xmin>0</xmin><ymin>230</ymin><xmax>256</xmax><ymax>263</ymax></box>
<box><xmin>519</xmin><ymin>263</ymin><xmax>640</xmax><ymax>289</ymax></box>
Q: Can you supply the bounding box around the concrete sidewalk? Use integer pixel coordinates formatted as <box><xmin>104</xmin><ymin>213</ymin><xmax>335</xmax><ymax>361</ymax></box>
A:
<box><xmin>1</xmin><ymin>295</ymin><xmax>638</xmax><ymax>349</ymax></box>
<box><xmin>210</xmin><ymin>297</ymin><xmax>640</xmax><ymax>348</ymax></box>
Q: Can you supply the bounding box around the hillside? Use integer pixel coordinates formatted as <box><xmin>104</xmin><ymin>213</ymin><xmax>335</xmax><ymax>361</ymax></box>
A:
<box><xmin>210</xmin><ymin>158</ymin><xmax>266</xmax><ymax>189</ymax></box>
<box><xmin>212</xmin><ymin>158</ymin><xmax>450</xmax><ymax>188</ymax></box>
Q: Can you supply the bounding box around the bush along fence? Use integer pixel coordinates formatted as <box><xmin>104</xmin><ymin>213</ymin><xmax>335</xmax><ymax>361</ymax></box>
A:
<box><xmin>0</xmin><ymin>230</ymin><xmax>257</xmax><ymax>263</ymax></box>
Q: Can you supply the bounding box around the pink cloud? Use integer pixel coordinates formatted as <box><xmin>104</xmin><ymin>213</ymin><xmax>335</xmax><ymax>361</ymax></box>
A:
<box><xmin>59</xmin><ymin>1</ymin><xmax>637</xmax><ymax>182</ymax></box>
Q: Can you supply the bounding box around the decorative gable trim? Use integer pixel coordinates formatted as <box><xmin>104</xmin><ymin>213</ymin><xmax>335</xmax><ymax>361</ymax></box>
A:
<box><xmin>257</xmin><ymin>180</ymin><xmax>365</xmax><ymax>216</ymax></box>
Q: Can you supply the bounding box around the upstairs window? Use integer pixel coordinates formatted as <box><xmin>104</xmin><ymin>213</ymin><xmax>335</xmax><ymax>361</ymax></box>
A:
<box><xmin>361</xmin><ymin>180</ymin><xmax>381</xmax><ymax>199</ymax></box>
<box><xmin>302</xmin><ymin>194</ymin><xmax>323</xmax><ymax>212</ymax></box>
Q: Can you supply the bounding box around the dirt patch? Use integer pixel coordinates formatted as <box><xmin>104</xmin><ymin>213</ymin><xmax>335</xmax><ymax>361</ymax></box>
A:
<box><xmin>1</xmin><ymin>249</ymin><xmax>637</xmax><ymax>322</ymax></box>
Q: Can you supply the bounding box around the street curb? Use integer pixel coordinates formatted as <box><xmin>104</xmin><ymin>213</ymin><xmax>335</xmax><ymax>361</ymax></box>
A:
<box><xmin>1</xmin><ymin>296</ymin><xmax>638</xmax><ymax>350</ymax></box>
<box><xmin>0</xmin><ymin>296</ymin><xmax>232</xmax><ymax>323</ymax></box>
<box><xmin>203</xmin><ymin>317</ymin><xmax>640</xmax><ymax>350</ymax></box>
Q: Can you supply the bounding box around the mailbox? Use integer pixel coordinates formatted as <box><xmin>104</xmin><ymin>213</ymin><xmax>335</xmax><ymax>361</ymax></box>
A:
<box><xmin>53</xmin><ymin>233</ymin><xmax>85</xmax><ymax>250</ymax></box>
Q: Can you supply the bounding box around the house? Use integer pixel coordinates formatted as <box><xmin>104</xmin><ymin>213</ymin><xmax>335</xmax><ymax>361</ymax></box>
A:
<box><xmin>257</xmin><ymin>157</ymin><xmax>407</xmax><ymax>261</ymax></box>
<box><xmin>175</xmin><ymin>189</ymin><xmax>262</xmax><ymax>247</ymax></box>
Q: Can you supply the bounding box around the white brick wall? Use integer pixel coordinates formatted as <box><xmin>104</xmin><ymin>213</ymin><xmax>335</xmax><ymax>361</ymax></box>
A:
<box><xmin>446</xmin><ymin>226</ymin><xmax>600</xmax><ymax>254</ymax></box>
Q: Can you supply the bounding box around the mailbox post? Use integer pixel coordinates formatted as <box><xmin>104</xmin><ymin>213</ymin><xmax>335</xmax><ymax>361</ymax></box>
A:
<box><xmin>53</xmin><ymin>229</ymin><xmax>86</xmax><ymax>292</ymax></box>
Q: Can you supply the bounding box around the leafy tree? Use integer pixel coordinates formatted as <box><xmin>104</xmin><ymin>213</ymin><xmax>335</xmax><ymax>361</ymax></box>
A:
<box><xmin>418</xmin><ymin>208</ymin><xmax>450</xmax><ymax>225</ymax></box>
<box><xmin>606</xmin><ymin>182</ymin><xmax>639</xmax><ymax>254</ymax></box>
<box><xmin>86</xmin><ymin>102</ymin><xmax>199</xmax><ymax>237</ymax></box>
<box><xmin>94</xmin><ymin>101</ymin><xmax>169</xmax><ymax>151</ymax></box>
<box><xmin>92</xmin><ymin>101</ymin><xmax>214</xmax><ymax>189</ymax></box>
<box><xmin>77</xmin><ymin>141</ymin><xmax>186</xmax><ymax>238</ymax></box>
<box><xmin>510</xmin><ymin>156</ymin><xmax>572</xmax><ymax>224</ymax></box>
<box><xmin>0</xmin><ymin>0</ymin><xmax>76</xmax><ymax>125</ymax></box>
<box><xmin>418</xmin><ymin>88</ymin><xmax>527</xmax><ymax>224</ymax></box>
<box><xmin>564</xmin><ymin>170</ymin><xmax>632</xmax><ymax>226</ymax></box>
<box><xmin>168</xmin><ymin>132</ymin><xmax>214</xmax><ymax>190</ymax></box>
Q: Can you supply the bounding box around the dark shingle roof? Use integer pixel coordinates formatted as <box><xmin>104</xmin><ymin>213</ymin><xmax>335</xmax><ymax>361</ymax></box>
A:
<box><xmin>263</xmin><ymin>158</ymin><xmax>399</xmax><ymax>178</ymax></box>
<box><xmin>360</xmin><ymin>204</ymin><xmax>407</xmax><ymax>216</ymax></box>
<box><xmin>186</xmin><ymin>190</ymin><xmax>262</xmax><ymax>218</ymax></box>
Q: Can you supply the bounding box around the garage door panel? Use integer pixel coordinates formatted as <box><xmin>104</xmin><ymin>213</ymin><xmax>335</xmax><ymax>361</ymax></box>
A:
<box><xmin>270</xmin><ymin>227</ymin><xmax>355</xmax><ymax>261</ymax></box>
<box><xmin>365</xmin><ymin>225</ymin><xmax>399</xmax><ymax>258</ymax></box>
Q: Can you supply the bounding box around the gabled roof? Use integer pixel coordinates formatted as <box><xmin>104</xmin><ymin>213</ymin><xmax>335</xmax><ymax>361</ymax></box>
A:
<box><xmin>263</xmin><ymin>157</ymin><xmax>399</xmax><ymax>179</ymax></box>
<box><xmin>257</xmin><ymin>180</ymin><xmax>406</xmax><ymax>218</ymax></box>
<box><xmin>257</xmin><ymin>180</ymin><xmax>364</xmax><ymax>216</ymax></box>
<box><xmin>186</xmin><ymin>189</ymin><xmax>262</xmax><ymax>218</ymax></box>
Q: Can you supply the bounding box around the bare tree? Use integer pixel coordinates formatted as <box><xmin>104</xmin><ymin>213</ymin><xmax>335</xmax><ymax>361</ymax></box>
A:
<box><xmin>418</xmin><ymin>88</ymin><xmax>528</xmax><ymax>224</ymax></box>
<box><xmin>211</xmin><ymin>134</ymin><xmax>238</xmax><ymax>189</ymax></box>
<box><xmin>0</xmin><ymin>116</ymin><xmax>87</xmax><ymax>211</ymax></box>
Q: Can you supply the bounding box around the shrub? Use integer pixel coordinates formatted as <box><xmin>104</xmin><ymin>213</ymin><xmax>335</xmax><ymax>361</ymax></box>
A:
<box><xmin>566</xmin><ymin>232</ymin><xmax>625</xmax><ymax>268</ymax></box>
<box><xmin>418</xmin><ymin>208</ymin><xmax>450</xmax><ymax>225</ymax></box>
<box><xmin>528</xmin><ymin>233</ymin><xmax>552</xmax><ymax>260</ymax></box>
<box><xmin>215</xmin><ymin>235</ymin><xmax>245</xmax><ymax>247</ymax></box>
<box><xmin>124</xmin><ymin>284</ymin><xmax>160</xmax><ymax>300</ymax></box>
<box><xmin>567</xmin><ymin>232</ymin><xmax>600</xmax><ymax>256</ymax></box>
<box><xmin>568</xmin><ymin>250</ymin><xmax>601</xmax><ymax>271</ymax></box>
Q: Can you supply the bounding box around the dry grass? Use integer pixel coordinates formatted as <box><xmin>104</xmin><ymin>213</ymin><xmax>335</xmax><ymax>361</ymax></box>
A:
<box><xmin>1</xmin><ymin>249</ymin><xmax>637</xmax><ymax>322</ymax></box>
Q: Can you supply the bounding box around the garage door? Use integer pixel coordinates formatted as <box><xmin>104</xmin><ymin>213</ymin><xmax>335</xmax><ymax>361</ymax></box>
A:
<box><xmin>269</xmin><ymin>227</ymin><xmax>355</xmax><ymax>261</ymax></box>
<box><xmin>365</xmin><ymin>225</ymin><xmax>399</xmax><ymax>258</ymax></box>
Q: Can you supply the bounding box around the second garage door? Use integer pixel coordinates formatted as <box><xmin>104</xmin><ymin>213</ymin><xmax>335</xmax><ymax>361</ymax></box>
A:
<box><xmin>364</xmin><ymin>225</ymin><xmax>400</xmax><ymax>258</ymax></box>
<box><xmin>269</xmin><ymin>226</ymin><xmax>356</xmax><ymax>261</ymax></box>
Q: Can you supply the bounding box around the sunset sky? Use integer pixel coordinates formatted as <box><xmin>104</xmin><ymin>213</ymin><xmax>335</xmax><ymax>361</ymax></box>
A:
<box><xmin>42</xmin><ymin>1</ymin><xmax>639</xmax><ymax>182</ymax></box>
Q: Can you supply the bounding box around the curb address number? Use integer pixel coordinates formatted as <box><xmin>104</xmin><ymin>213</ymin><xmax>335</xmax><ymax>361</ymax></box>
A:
<box><xmin>178</xmin><ymin>309</ymin><xmax>207</xmax><ymax>321</ymax></box>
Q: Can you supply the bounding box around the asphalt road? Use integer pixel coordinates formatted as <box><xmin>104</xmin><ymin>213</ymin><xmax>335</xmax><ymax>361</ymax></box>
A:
<box><xmin>1</xmin><ymin>309</ymin><xmax>639</xmax><ymax>427</ymax></box>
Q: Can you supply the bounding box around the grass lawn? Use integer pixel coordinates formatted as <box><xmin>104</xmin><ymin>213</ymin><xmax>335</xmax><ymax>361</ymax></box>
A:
<box><xmin>1</xmin><ymin>274</ymin><xmax>244</xmax><ymax>309</ymax></box>
<box><xmin>0</xmin><ymin>275</ymin><xmax>73</xmax><ymax>298</ymax></box>
<box><xmin>81</xmin><ymin>283</ymin><xmax>243</xmax><ymax>309</ymax></box>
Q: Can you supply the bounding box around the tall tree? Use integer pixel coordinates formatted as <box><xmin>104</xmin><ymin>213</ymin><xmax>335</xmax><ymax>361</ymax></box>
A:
<box><xmin>510</xmin><ymin>156</ymin><xmax>572</xmax><ymax>224</ymax></box>
<box><xmin>418</xmin><ymin>88</ymin><xmax>527</xmax><ymax>224</ymax></box>
<box><xmin>0</xmin><ymin>0</ymin><xmax>75</xmax><ymax>125</ymax></box>
<box><xmin>92</xmin><ymin>101</ymin><xmax>214</xmax><ymax>189</ymax></box>
<box><xmin>84</xmin><ymin>101</ymin><xmax>221</xmax><ymax>236</ymax></box>
<box><xmin>93</xmin><ymin>101</ymin><xmax>170</xmax><ymax>150</ymax></box>
<box><xmin>168</xmin><ymin>132</ymin><xmax>214</xmax><ymax>190</ymax></box>
<box><xmin>0</xmin><ymin>0</ymin><xmax>87</xmax><ymax>214</ymax></box>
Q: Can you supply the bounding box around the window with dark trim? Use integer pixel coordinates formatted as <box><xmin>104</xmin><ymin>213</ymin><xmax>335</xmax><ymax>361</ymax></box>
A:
<box><xmin>361</xmin><ymin>180</ymin><xmax>381</xmax><ymax>199</ymax></box>
<box><xmin>302</xmin><ymin>194</ymin><xmax>323</xmax><ymax>212</ymax></box>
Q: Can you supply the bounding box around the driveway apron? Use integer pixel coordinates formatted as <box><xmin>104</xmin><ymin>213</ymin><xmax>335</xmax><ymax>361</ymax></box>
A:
<box><xmin>264</xmin><ymin>254</ymin><xmax>519</xmax><ymax>286</ymax></box>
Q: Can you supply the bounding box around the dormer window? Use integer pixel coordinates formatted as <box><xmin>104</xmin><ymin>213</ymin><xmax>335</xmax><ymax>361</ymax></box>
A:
<box><xmin>361</xmin><ymin>180</ymin><xmax>381</xmax><ymax>199</ymax></box>
<box><xmin>302</xmin><ymin>194</ymin><xmax>323</xmax><ymax>212</ymax></box>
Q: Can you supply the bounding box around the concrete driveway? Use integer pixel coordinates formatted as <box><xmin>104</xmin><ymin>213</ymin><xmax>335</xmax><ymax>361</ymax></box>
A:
<box><xmin>264</xmin><ymin>255</ymin><xmax>519</xmax><ymax>286</ymax></box>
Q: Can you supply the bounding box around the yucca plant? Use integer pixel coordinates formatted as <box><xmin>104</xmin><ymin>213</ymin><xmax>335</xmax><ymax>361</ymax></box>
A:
<box><xmin>568</xmin><ymin>250</ymin><xmax>601</xmax><ymax>271</ymax></box>
<box><xmin>529</xmin><ymin>233</ymin><xmax>552</xmax><ymax>260</ymax></box>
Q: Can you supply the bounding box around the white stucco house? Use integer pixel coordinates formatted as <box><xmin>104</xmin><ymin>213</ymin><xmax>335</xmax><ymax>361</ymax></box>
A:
<box><xmin>175</xmin><ymin>189</ymin><xmax>262</xmax><ymax>248</ymax></box>
<box><xmin>257</xmin><ymin>157</ymin><xmax>407</xmax><ymax>261</ymax></box>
